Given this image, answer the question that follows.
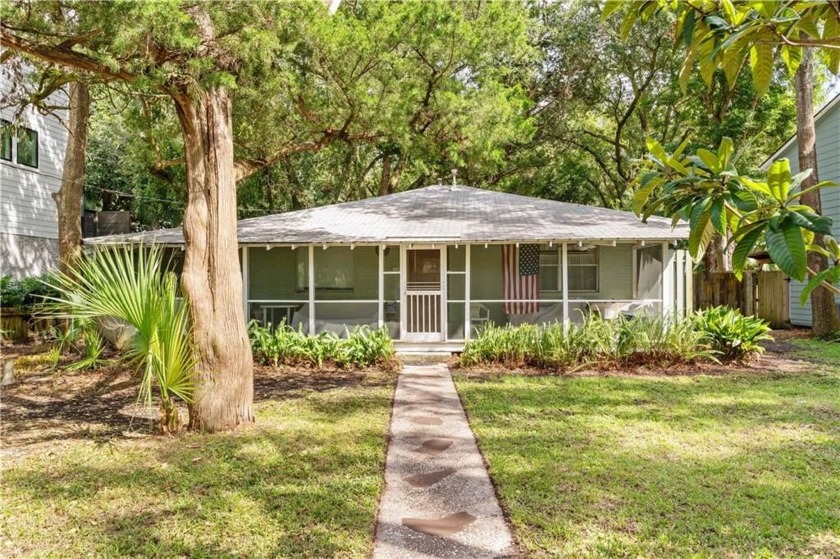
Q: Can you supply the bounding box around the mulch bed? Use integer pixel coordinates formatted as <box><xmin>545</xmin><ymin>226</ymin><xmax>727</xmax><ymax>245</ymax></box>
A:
<box><xmin>0</xmin><ymin>341</ymin><xmax>393</xmax><ymax>456</ymax></box>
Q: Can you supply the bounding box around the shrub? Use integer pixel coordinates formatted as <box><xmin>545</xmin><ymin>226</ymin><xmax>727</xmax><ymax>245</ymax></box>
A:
<box><xmin>0</xmin><ymin>274</ymin><xmax>59</xmax><ymax>309</ymax></box>
<box><xmin>248</xmin><ymin>321</ymin><xmax>396</xmax><ymax>369</ymax></box>
<box><xmin>692</xmin><ymin>306</ymin><xmax>772</xmax><ymax>361</ymax></box>
<box><xmin>460</xmin><ymin>314</ymin><xmax>715</xmax><ymax>370</ymax></box>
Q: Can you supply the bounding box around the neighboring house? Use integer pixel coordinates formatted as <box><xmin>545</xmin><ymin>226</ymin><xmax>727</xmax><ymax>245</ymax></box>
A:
<box><xmin>761</xmin><ymin>93</ymin><xmax>840</xmax><ymax>327</ymax></box>
<box><xmin>95</xmin><ymin>185</ymin><xmax>692</xmax><ymax>347</ymax></box>
<box><xmin>0</xmin><ymin>83</ymin><xmax>68</xmax><ymax>279</ymax></box>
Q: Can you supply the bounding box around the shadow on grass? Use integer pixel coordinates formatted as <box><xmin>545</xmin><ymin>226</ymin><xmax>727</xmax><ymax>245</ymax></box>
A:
<box><xmin>456</xmin><ymin>372</ymin><xmax>840</xmax><ymax>558</ymax></box>
<box><xmin>2</xmin><ymin>384</ymin><xmax>395</xmax><ymax>558</ymax></box>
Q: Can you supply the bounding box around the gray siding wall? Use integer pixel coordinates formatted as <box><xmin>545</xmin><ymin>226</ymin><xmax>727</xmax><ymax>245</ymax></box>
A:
<box><xmin>0</xmin><ymin>83</ymin><xmax>68</xmax><ymax>247</ymax></box>
<box><xmin>775</xmin><ymin>102</ymin><xmax>840</xmax><ymax>327</ymax></box>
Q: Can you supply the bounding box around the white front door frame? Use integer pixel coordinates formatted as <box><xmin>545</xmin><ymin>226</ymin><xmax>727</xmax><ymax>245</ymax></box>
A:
<box><xmin>401</xmin><ymin>244</ymin><xmax>446</xmax><ymax>342</ymax></box>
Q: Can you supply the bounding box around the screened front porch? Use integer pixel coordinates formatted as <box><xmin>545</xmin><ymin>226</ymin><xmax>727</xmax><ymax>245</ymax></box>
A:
<box><xmin>241</xmin><ymin>241</ymin><xmax>691</xmax><ymax>345</ymax></box>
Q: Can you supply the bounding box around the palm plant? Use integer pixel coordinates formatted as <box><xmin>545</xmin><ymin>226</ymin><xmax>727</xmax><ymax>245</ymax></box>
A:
<box><xmin>44</xmin><ymin>244</ymin><xmax>195</xmax><ymax>433</ymax></box>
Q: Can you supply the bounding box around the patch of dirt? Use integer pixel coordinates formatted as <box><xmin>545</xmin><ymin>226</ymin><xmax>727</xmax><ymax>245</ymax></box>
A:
<box><xmin>0</xmin><ymin>341</ymin><xmax>395</xmax><ymax>458</ymax></box>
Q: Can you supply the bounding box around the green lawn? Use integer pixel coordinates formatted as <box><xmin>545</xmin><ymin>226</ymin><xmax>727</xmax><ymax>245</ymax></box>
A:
<box><xmin>790</xmin><ymin>337</ymin><xmax>840</xmax><ymax>363</ymax></box>
<box><xmin>1</xmin><ymin>375</ymin><xmax>394</xmax><ymax>558</ymax></box>
<box><xmin>456</xmin><ymin>369</ymin><xmax>840</xmax><ymax>558</ymax></box>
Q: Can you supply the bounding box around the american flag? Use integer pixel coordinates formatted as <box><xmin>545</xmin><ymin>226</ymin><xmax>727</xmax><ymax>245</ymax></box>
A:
<box><xmin>502</xmin><ymin>244</ymin><xmax>540</xmax><ymax>314</ymax></box>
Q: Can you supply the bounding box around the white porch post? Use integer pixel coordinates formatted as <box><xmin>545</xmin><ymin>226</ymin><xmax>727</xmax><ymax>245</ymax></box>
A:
<box><xmin>661</xmin><ymin>242</ymin><xmax>675</xmax><ymax>318</ymax></box>
<box><xmin>561</xmin><ymin>242</ymin><xmax>569</xmax><ymax>327</ymax></box>
<box><xmin>241</xmin><ymin>246</ymin><xmax>249</xmax><ymax>321</ymax></box>
<box><xmin>675</xmin><ymin>250</ymin><xmax>685</xmax><ymax>318</ymax></box>
<box><xmin>685</xmin><ymin>252</ymin><xmax>694</xmax><ymax>312</ymax></box>
<box><xmin>378</xmin><ymin>244</ymin><xmax>385</xmax><ymax>329</ymax></box>
<box><xmin>465</xmin><ymin>244</ymin><xmax>471</xmax><ymax>341</ymax></box>
<box><xmin>308</xmin><ymin>245</ymin><xmax>315</xmax><ymax>335</ymax></box>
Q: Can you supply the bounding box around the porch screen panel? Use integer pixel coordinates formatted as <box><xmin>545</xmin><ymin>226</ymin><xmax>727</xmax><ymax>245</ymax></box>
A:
<box><xmin>636</xmin><ymin>245</ymin><xmax>662</xmax><ymax>302</ymax></box>
<box><xmin>248</xmin><ymin>247</ymin><xmax>306</xmax><ymax>328</ymax></box>
<box><xmin>303</xmin><ymin>246</ymin><xmax>381</xmax><ymax>336</ymax></box>
<box><xmin>383</xmin><ymin>246</ymin><xmax>401</xmax><ymax>340</ymax></box>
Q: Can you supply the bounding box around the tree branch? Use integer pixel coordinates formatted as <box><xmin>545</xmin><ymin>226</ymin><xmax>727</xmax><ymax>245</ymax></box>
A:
<box><xmin>0</xmin><ymin>26</ymin><xmax>135</xmax><ymax>82</ymax></box>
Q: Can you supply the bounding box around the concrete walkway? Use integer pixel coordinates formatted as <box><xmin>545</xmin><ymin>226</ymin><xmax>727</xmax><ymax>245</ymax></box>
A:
<box><xmin>373</xmin><ymin>364</ymin><xmax>517</xmax><ymax>559</ymax></box>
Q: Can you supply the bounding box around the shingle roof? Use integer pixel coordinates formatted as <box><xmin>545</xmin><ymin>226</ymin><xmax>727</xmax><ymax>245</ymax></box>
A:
<box><xmin>90</xmin><ymin>185</ymin><xmax>688</xmax><ymax>245</ymax></box>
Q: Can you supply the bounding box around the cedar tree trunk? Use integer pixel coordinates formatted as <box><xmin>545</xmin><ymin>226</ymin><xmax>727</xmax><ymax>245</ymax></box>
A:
<box><xmin>52</xmin><ymin>81</ymin><xmax>90</xmax><ymax>275</ymax></box>
<box><xmin>795</xmin><ymin>48</ymin><xmax>840</xmax><ymax>336</ymax></box>
<box><xmin>173</xmin><ymin>86</ymin><xmax>254</xmax><ymax>432</ymax></box>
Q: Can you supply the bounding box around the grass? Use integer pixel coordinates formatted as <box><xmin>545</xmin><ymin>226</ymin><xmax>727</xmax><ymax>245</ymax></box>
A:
<box><xmin>455</xmin><ymin>368</ymin><xmax>840</xmax><ymax>558</ymax></box>
<box><xmin>789</xmin><ymin>337</ymin><xmax>840</xmax><ymax>363</ymax></box>
<box><xmin>0</xmin><ymin>373</ymin><xmax>394</xmax><ymax>558</ymax></box>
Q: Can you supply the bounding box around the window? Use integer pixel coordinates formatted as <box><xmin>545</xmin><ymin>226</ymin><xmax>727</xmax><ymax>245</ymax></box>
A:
<box><xmin>16</xmin><ymin>127</ymin><xmax>38</xmax><ymax>168</ymax></box>
<box><xmin>568</xmin><ymin>247</ymin><xmax>598</xmax><ymax>292</ymax></box>
<box><xmin>1</xmin><ymin>121</ymin><xmax>11</xmax><ymax>162</ymax></box>
<box><xmin>539</xmin><ymin>245</ymin><xmax>559</xmax><ymax>291</ymax></box>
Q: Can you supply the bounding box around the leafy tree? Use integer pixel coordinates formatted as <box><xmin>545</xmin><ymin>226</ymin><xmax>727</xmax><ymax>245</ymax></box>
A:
<box><xmin>493</xmin><ymin>0</ymin><xmax>796</xmax><ymax>211</ymax></box>
<box><xmin>610</xmin><ymin>0</ymin><xmax>840</xmax><ymax>335</ymax></box>
<box><xmin>0</xmin><ymin>1</ymin><xmax>534</xmax><ymax>430</ymax></box>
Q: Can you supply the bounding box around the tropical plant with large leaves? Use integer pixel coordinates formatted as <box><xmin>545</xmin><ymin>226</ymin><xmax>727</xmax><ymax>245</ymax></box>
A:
<box><xmin>634</xmin><ymin>136</ymin><xmax>840</xmax><ymax>300</ymax></box>
<box><xmin>44</xmin><ymin>244</ymin><xmax>195</xmax><ymax>433</ymax></box>
<box><xmin>604</xmin><ymin>0</ymin><xmax>840</xmax><ymax>95</ymax></box>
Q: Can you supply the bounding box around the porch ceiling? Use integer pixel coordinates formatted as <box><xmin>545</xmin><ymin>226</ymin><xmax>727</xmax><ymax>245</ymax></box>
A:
<box><xmin>88</xmin><ymin>185</ymin><xmax>688</xmax><ymax>246</ymax></box>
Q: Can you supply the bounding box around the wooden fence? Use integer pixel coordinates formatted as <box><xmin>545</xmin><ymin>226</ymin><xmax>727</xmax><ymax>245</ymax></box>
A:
<box><xmin>693</xmin><ymin>271</ymin><xmax>789</xmax><ymax>328</ymax></box>
<box><xmin>0</xmin><ymin>308</ymin><xmax>57</xmax><ymax>342</ymax></box>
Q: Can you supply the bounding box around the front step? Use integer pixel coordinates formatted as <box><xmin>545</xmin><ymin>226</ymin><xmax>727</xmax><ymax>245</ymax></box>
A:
<box><xmin>397</xmin><ymin>352</ymin><xmax>454</xmax><ymax>366</ymax></box>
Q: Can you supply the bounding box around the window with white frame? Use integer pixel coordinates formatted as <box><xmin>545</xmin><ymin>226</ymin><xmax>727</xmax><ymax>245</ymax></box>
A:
<box><xmin>539</xmin><ymin>245</ymin><xmax>559</xmax><ymax>291</ymax></box>
<box><xmin>0</xmin><ymin>121</ymin><xmax>39</xmax><ymax>168</ymax></box>
<box><xmin>568</xmin><ymin>247</ymin><xmax>599</xmax><ymax>292</ymax></box>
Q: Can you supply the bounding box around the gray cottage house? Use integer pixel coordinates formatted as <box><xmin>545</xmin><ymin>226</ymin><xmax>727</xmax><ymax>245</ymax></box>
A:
<box><xmin>94</xmin><ymin>185</ymin><xmax>691</xmax><ymax>347</ymax></box>
<box><xmin>761</xmin><ymin>92</ymin><xmax>840</xmax><ymax>328</ymax></box>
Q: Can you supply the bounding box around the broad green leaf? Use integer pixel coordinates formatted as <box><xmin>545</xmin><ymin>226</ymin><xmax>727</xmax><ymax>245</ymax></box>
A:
<box><xmin>825</xmin><ymin>16</ymin><xmax>840</xmax><ymax>74</ymax></box>
<box><xmin>780</xmin><ymin>44</ymin><xmax>802</xmax><ymax>75</ymax></box>
<box><xmin>696</xmin><ymin>148</ymin><xmax>721</xmax><ymax>173</ymax></box>
<box><xmin>601</xmin><ymin>0</ymin><xmax>624</xmax><ymax>20</ymax></box>
<box><xmin>722</xmin><ymin>43</ymin><xmax>747</xmax><ymax>88</ymax></box>
<box><xmin>732</xmin><ymin>227</ymin><xmax>763</xmax><ymax>279</ymax></box>
<box><xmin>679</xmin><ymin>42</ymin><xmax>699</xmax><ymax>93</ymax></box>
<box><xmin>765</xmin><ymin>219</ymin><xmax>807</xmax><ymax>280</ymax></box>
<box><xmin>620</xmin><ymin>9</ymin><xmax>638</xmax><ymax>41</ymax></box>
<box><xmin>720</xmin><ymin>0</ymin><xmax>737</xmax><ymax>23</ymax></box>
<box><xmin>646</xmin><ymin>137</ymin><xmax>667</xmax><ymax>161</ymax></box>
<box><xmin>718</xmin><ymin>137</ymin><xmax>734</xmax><ymax>170</ymax></box>
<box><xmin>688</xmin><ymin>198</ymin><xmax>714</xmax><ymax>258</ymax></box>
<box><xmin>801</xmin><ymin>267</ymin><xmax>840</xmax><ymax>304</ymax></box>
<box><xmin>749</xmin><ymin>42</ymin><xmax>773</xmax><ymax>96</ymax></box>
<box><xmin>632</xmin><ymin>173</ymin><xmax>663</xmax><ymax>215</ymax></box>
<box><xmin>767</xmin><ymin>159</ymin><xmax>791</xmax><ymax>201</ymax></box>
<box><xmin>749</xmin><ymin>1</ymin><xmax>775</xmax><ymax>18</ymax></box>
<box><xmin>710</xmin><ymin>197</ymin><xmax>727</xmax><ymax>235</ymax></box>
<box><xmin>787</xmin><ymin>209</ymin><xmax>834</xmax><ymax>235</ymax></box>
<box><xmin>740</xmin><ymin>176</ymin><xmax>772</xmax><ymax>196</ymax></box>
<box><xmin>698</xmin><ymin>35</ymin><xmax>716</xmax><ymax>86</ymax></box>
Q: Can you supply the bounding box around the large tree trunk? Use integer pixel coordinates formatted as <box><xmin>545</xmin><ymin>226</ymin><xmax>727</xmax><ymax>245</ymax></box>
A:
<box><xmin>173</xmin><ymin>86</ymin><xmax>254</xmax><ymax>432</ymax></box>
<box><xmin>52</xmin><ymin>81</ymin><xmax>90</xmax><ymax>275</ymax></box>
<box><xmin>795</xmin><ymin>48</ymin><xmax>840</xmax><ymax>336</ymax></box>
